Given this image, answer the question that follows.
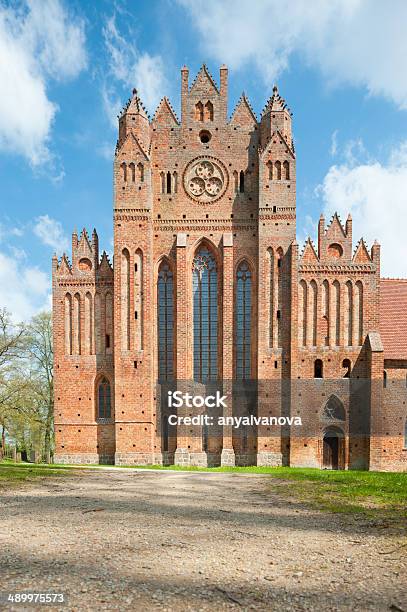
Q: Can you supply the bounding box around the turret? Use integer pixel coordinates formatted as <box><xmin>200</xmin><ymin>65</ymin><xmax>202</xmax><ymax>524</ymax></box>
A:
<box><xmin>118</xmin><ymin>88</ymin><xmax>150</xmax><ymax>152</ymax></box>
<box><xmin>260</xmin><ymin>85</ymin><xmax>292</xmax><ymax>148</ymax></box>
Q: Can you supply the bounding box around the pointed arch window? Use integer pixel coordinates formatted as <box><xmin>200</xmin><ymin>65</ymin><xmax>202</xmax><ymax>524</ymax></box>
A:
<box><xmin>283</xmin><ymin>160</ymin><xmax>290</xmax><ymax>180</ymax></box>
<box><xmin>236</xmin><ymin>261</ymin><xmax>252</xmax><ymax>379</ymax></box>
<box><xmin>166</xmin><ymin>171</ymin><xmax>172</xmax><ymax>194</ymax></box>
<box><xmin>64</xmin><ymin>293</ymin><xmax>72</xmax><ymax>355</ymax></box>
<box><xmin>97</xmin><ymin>377</ymin><xmax>111</xmax><ymax>419</ymax></box>
<box><xmin>129</xmin><ymin>162</ymin><xmax>135</xmax><ymax>182</ymax></box>
<box><xmin>84</xmin><ymin>292</ymin><xmax>93</xmax><ymax>355</ymax></box>
<box><xmin>239</xmin><ymin>170</ymin><xmax>245</xmax><ymax>193</ymax></box>
<box><xmin>275</xmin><ymin>160</ymin><xmax>281</xmax><ymax>180</ymax></box>
<box><xmin>233</xmin><ymin>170</ymin><xmax>238</xmax><ymax>193</ymax></box>
<box><xmin>195</xmin><ymin>101</ymin><xmax>204</xmax><ymax>121</ymax></box>
<box><xmin>121</xmin><ymin>249</ymin><xmax>130</xmax><ymax>351</ymax></box>
<box><xmin>137</xmin><ymin>162</ymin><xmax>144</xmax><ymax>182</ymax></box>
<box><xmin>322</xmin><ymin>395</ymin><xmax>345</xmax><ymax>421</ymax></box>
<box><xmin>299</xmin><ymin>280</ymin><xmax>307</xmax><ymax>347</ymax></box>
<box><xmin>157</xmin><ymin>261</ymin><xmax>174</xmax><ymax>380</ymax></box>
<box><xmin>267</xmin><ymin>161</ymin><xmax>273</xmax><ymax>180</ymax></box>
<box><xmin>192</xmin><ymin>246</ymin><xmax>218</xmax><ymax>381</ymax></box>
<box><xmin>204</xmin><ymin>100</ymin><xmax>214</xmax><ymax>121</ymax></box>
<box><xmin>120</xmin><ymin>162</ymin><xmax>127</xmax><ymax>182</ymax></box>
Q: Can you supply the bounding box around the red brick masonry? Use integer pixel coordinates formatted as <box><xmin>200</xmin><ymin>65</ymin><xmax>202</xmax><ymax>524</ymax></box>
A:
<box><xmin>53</xmin><ymin>65</ymin><xmax>407</xmax><ymax>471</ymax></box>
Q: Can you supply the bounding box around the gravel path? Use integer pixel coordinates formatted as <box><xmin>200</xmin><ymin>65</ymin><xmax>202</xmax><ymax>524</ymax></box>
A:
<box><xmin>0</xmin><ymin>469</ymin><xmax>406</xmax><ymax>611</ymax></box>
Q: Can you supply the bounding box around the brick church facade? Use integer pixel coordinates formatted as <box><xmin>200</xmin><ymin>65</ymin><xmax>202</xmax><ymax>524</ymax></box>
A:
<box><xmin>53</xmin><ymin>65</ymin><xmax>407</xmax><ymax>471</ymax></box>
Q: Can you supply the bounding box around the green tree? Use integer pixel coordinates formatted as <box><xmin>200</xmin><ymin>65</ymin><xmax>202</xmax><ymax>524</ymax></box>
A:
<box><xmin>25</xmin><ymin>312</ymin><xmax>54</xmax><ymax>460</ymax></box>
<box><xmin>0</xmin><ymin>309</ymin><xmax>27</xmax><ymax>454</ymax></box>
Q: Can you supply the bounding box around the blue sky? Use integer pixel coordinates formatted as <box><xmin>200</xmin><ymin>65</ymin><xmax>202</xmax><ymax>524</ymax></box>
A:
<box><xmin>1</xmin><ymin>0</ymin><xmax>407</xmax><ymax>320</ymax></box>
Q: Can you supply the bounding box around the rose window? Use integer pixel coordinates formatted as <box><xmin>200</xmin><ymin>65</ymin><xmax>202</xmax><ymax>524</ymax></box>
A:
<box><xmin>183</xmin><ymin>157</ymin><xmax>227</xmax><ymax>203</ymax></box>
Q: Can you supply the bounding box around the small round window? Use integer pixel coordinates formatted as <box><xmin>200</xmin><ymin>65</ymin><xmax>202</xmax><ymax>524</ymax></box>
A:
<box><xmin>199</xmin><ymin>130</ymin><xmax>211</xmax><ymax>144</ymax></box>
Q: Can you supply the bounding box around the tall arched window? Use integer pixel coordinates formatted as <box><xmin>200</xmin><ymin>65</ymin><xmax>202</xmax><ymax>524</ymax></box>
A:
<box><xmin>268</xmin><ymin>248</ymin><xmax>274</xmax><ymax>348</ymax></box>
<box><xmin>129</xmin><ymin>162</ymin><xmax>135</xmax><ymax>182</ymax></box>
<box><xmin>276</xmin><ymin>247</ymin><xmax>283</xmax><ymax>347</ymax></box>
<box><xmin>192</xmin><ymin>246</ymin><xmax>218</xmax><ymax>381</ymax></box>
<box><xmin>299</xmin><ymin>280</ymin><xmax>307</xmax><ymax>347</ymax></box>
<box><xmin>283</xmin><ymin>160</ymin><xmax>290</xmax><ymax>180</ymax></box>
<box><xmin>94</xmin><ymin>292</ymin><xmax>102</xmax><ymax>354</ymax></box>
<box><xmin>322</xmin><ymin>280</ymin><xmax>329</xmax><ymax>346</ymax></box>
<box><xmin>233</xmin><ymin>170</ymin><xmax>238</xmax><ymax>193</ymax></box>
<box><xmin>173</xmin><ymin>171</ymin><xmax>178</xmax><ymax>193</ymax></box>
<box><xmin>204</xmin><ymin>100</ymin><xmax>214</xmax><ymax>121</ymax></box>
<box><xmin>236</xmin><ymin>261</ymin><xmax>252</xmax><ymax>379</ymax></box>
<box><xmin>84</xmin><ymin>292</ymin><xmax>93</xmax><ymax>355</ymax></box>
<box><xmin>134</xmin><ymin>250</ymin><xmax>143</xmax><ymax>351</ymax></box>
<box><xmin>105</xmin><ymin>292</ymin><xmax>113</xmax><ymax>354</ymax></box>
<box><xmin>239</xmin><ymin>170</ymin><xmax>245</xmax><ymax>193</ymax></box>
<box><xmin>64</xmin><ymin>293</ymin><xmax>72</xmax><ymax>355</ymax></box>
<box><xmin>275</xmin><ymin>160</ymin><xmax>281</xmax><ymax>180</ymax></box>
<box><xmin>345</xmin><ymin>281</ymin><xmax>353</xmax><ymax>346</ymax></box>
<box><xmin>166</xmin><ymin>171</ymin><xmax>172</xmax><ymax>194</ymax></box>
<box><xmin>73</xmin><ymin>293</ymin><xmax>81</xmax><ymax>355</ymax></box>
<box><xmin>157</xmin><ymin>260</ymin><xmax>174</xmax><ymax>380</ymax></box>
<box><xmin>333</xmin><ymin>280</ymin><xmax>341</xmax><ymax>346</ymax></box>
<box><xmin>121</xmin><ymin>249</ymin><xmax>130</xmax><ymax>351</ymax></box>
<box><xmin>137</xmin><ymin>162</ymin><xmax>144</xmax><ymax>182</ymax></box>
<box><xmin>97</xmin><ymin>377</ymin><xmax>111</xmax><ymax>419</ymax></box>
<box><xmin>120</xmin><ymin>162</ymin><xmax>127</xmax><ymax>182</ymax></box>
<box><xmin>195</xmin><ymin>101</ymin><xmax>204</xmax><ymax>121</ymax></box>
<box><xmin>310</xmin><ymin>280</ymin><xmax>318</xmax><ymax>347</ymax></box>
<box><xmin>356</xmin><ymin>281</ymin><xmax>363</xmax><ymax>345</ymax></box>
<box><xmin>267</xmin><ymin>161</ymin><xmax>273</xmax><ymax>180</ymax></box>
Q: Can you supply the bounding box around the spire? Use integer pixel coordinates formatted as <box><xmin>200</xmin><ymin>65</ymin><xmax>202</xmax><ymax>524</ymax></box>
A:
<box><xmin>118</xmin><ymin>87</ymin><xmax>151</xmax><ymax>150</ymax></box>
<box><xmin>262</xmin><ymin>84</ymin><xmax>291</xmax><ymax>115</ymax></box>
<box><xmin>123</xmin><ymin>88</ymin><xmax>150</xmax><ymax>120</ymax></box>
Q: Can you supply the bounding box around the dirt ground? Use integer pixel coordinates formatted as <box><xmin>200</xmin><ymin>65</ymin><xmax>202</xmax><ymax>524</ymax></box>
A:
<box><xmin>0</xmin><ymin>468</ymin><xmax>406</xmax><ymax>611</ymax></box>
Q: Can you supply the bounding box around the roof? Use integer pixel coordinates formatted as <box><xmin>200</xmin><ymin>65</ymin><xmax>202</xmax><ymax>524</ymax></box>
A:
<box><xmin>380</xmin><ymin>279</ymin><xmax>407</xmax><ymax>360</ymax></box>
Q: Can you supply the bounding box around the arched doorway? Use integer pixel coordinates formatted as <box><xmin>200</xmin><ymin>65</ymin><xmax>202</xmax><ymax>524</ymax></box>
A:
<box><xmin>323</xmin><ymin>427</ymin><xmax>345</xmax><ymax>470</ymax></box>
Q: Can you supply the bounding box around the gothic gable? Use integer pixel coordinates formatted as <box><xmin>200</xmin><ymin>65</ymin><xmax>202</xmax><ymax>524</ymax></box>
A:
<box><xmin>152</xmin><ymin>97</ymin><xmax>179</xmax><ymax>128</ymax></box>
<box><xmin>230</xmin><ymin>94</ymin><xmax>257</xmax><ymax>127</ymax></box>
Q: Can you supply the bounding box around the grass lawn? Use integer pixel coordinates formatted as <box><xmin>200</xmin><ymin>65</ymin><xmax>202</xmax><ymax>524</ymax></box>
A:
<box><xmin>0</xmin><ymin>460</ymin><xmax>74</xmax><ymax>486</ymax></box>
<box><xmin>117</xmin><ymin>464</ymin><xmax>407</xmax><ymax>518</ymax></box>
<box><xmin>1</xmin><ymin>461</ymin><xmax>406</xmax><ymax>521</ymax></box>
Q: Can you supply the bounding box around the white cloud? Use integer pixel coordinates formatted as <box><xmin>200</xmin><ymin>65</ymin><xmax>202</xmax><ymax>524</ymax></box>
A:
<box><xmin>9</xmin><ymin>246</ymin><xmax>27</xmax><ymax>260</ymax></box>
<box><xmin>33</xmin><ymin>215</ymin><xmax>69</xmax><ymax>254</ymax></box>
<box><xmin>0</xmin><ymin>251</ymin><xmax>50</xmax><ymax>322</ymax></box>
<box><xmin>316</xmin><ymin>141</ymin><xmax>407</xmax><ymax>277</ymax></box>
<box><xmin>0</xmin><ymin>0</ymin><xmax>87</xmax><ymax>166</ymax></box>
<box><xmin>330</xmin><ymin>130</ymin><xmax>338</xmax><ymax>157</ymax></box>
<box><xmin>102</xmin><ymin>14</ymin><xmax>168</xmax><ymax>125</ymax></box>
<box><xmin>179</xmin><ymin>0</ymin><xmax>407</xmax><ymax>109</ymax></box>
